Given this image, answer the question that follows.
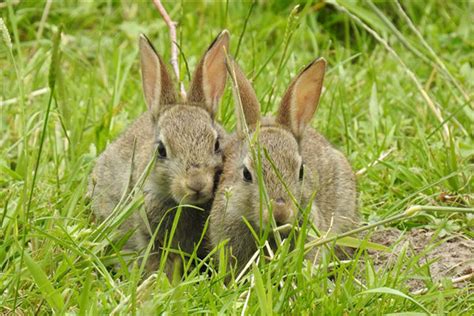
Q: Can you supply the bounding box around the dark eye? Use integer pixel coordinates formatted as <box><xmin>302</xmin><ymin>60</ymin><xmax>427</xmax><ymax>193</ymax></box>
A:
<box><xmin>243</xmin><ymin>166</ymin><xmax>252</xmax><ymax>182</ymax></box>
<box><xmin>214</xmin><ymin>138</ymin><xmax>220</xmax><ymax>153</ymax></box>
<box><xmin>299</xmin><ymin>164</ymin><xmax>304</xmax><ymax>181</ymax></box>
<box><xmin>157</xmin><ymin>141</ymin><xmax>167</xmax><ymax>159</ymax></box>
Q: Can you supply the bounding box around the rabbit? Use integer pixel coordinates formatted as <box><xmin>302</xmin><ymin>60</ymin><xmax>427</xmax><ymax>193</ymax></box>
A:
<box><xmin>89</xmin><ymin>30</ymin><xmax>230</xmax><ymax>277</ymax></box>
<box><xmin>208</xmin><ymin>58</ymin><xmax>358</xmax><ymax>272</ymax></box>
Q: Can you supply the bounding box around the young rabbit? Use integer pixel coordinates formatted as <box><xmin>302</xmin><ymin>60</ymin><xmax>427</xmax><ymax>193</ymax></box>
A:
<box><xmin>208</xmin><ymin>58</ymin><xmax>358</xmax><ymax>271</ymax></box>
<box><xmin>89</xmin><ymin>30</ymin><xmax>230</xmax><ymax>276</ymax></box>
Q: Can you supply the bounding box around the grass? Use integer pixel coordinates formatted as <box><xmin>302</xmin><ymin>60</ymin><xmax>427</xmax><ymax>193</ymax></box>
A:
<box><xmin>1</xmin><ymin>0</ymin><xmax>473</xmax><ymax>314</ymax></box>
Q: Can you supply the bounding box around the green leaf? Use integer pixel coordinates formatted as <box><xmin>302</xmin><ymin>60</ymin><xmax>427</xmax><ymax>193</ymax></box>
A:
<box><xmin>359</xmin><ymin>287</ymin><xmax>430</xmax><ymax>314</ymax></box>
<box><xmin>334</xmin><ymin>0</ymin><xmax>390</xmax><ymax>33</ymax></box>
<box><xmin>369</xmin><ymin>82</ymin><xmax>379</xmax><ymax>129</ymax></box>
<box><xmin>366</xmin><ymin>260</ymin><xmax>376</xmax><ymax>287</ymax></box>
<box><xmin>336</xmin><ymin>236</ymin><xmax>390</xmax><ymax>252</ymax></box>
<box><xmin>79</xmin><ymin>268</ymin><xmax>92</xmax><ymax>316</ymax></box>
<box><xmin>24</xmin><ymin>252</ymin><xmax>64</xmax><ymax>312</ymax></box>
<box><xmin>307</xmin><ymin>231</ymin><xmax>390</xmax><ymax>252</ymax></box>
<box><xmin>446</xmin><ymin>136</ymin><xmax>460</xmax><ymax>191</ymax></box>
<box><xmin>253</xmin><ymin>265</ymin><xmax>272</xmax><ymax>315</ymax></box>
<box><xmin>0</xmin><ymin>163</ymin><xmax>22</xmax><ymax>181</ymax></box>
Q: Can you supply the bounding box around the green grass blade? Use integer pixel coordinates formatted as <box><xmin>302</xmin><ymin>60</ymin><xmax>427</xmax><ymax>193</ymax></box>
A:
<box><xmin>13</xmin><ymin>25</ymin><xmax>62</xmax><ymax>311</ymax></box>
<box><xmin>78</xmin><ymin>268</ymin><xmax>92</xmax><ymax>316</ymax></box>
<box><xmin>336</xmin><ymin>236</ymin><xmax>389</xmax><ymax>252</ymax></box>
<box><xmin>252</xmin><ymin>265</ymin><xmax>272</xmax><ymax>315</ymax></box>
<box><xmin>23</xmin><ymin>252</ymin><xmax>65</xmax><ymax>312</ymax></box>
<box><xmin>359</xmin><ymin>287</ymin><xmax>431</xmax><ymax>314</ymax></box>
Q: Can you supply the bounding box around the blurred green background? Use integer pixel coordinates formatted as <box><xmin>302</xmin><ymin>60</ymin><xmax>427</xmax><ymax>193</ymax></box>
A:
<box><xmin>1</xmin><ymin>0</ymin><xmax>472</xmax><ymax>314</ymax></box>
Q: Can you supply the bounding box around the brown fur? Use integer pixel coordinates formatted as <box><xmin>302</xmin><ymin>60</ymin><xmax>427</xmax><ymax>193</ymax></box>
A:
<box><xmin>209</xmin><ymin>59</ymin><xmax>358</xmax><ymax>271</ymax></box>
<box><xmin>89</xmin><ymin>31</ymin><xmax>230</xmax><ymax>277</ymax></box>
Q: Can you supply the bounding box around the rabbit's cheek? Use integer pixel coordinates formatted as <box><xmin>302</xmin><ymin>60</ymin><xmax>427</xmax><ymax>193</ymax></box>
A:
<box><xmin>237</xmin><ymin>184</ymin><xmax>261</xmax><ymax>225</ymax></box>
<box><xmin>168</xmin><ymin>170</ymin><xmax>191</xmax><ymax>203</ymax></box>
<box><xmin>169</xmin><ymin>181</ymin><xmax>184</xmax><ymax>203</ymax></box>
<box><xmin>147</xmin><ymin>162</ymin><xmax>174</xmax><ymax>196</ymax></box>
<box><xmin>212</xmin><ymin>168</ymin><xmax>223</xmax><ymax>194</ymax></box>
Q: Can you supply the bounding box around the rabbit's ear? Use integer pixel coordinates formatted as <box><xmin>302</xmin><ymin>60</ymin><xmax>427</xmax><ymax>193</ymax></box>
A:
<box><xmin>188</xmin><ymin>30</ymin><xmax>230</xmax><ymax>118</ymax></box>
<box><xmin>139</xmin><ymin>34</ymin><xmax>177</xmax><ymax>120</ymax></box>
<box><xmin>276</xmin><ymin>58</ymin><xmax>326</xmax><ymax>139</ymax></box>
<box><xmin>226</xmin><ymin>58</ymin><xmax>260</xmax><ymax>138</ymax></box>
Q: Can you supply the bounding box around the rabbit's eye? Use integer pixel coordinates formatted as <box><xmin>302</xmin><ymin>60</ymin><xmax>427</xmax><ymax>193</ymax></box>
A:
<box><xmin>299</xmin><ymin>164</ymin><xmax>304</xmax><ymax>181</ymax></box>
<box><xmin>243</xmin><ymin>166</ymin><xmax>252</xmax><ymax>183</ymax></box>
<box><xmin>214</xmin><ymin>138</ymin><xmax>220</xmax><ymax>153</ymax></box>
<box><xmin>157</xmin><ymin>141</ymin><xmax>167</xmax><ymax>159</ymax></box>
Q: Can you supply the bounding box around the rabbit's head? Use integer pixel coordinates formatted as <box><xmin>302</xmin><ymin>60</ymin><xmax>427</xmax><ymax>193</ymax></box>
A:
<box><xmin>222</xmin><ymin>58</ymin><xmax>326</xmax><ymax>231</ymax></box>
<box><xmin>139</xmin><ymin>31</ymin><xmax>229</xmax><ymax>205</ymax></box>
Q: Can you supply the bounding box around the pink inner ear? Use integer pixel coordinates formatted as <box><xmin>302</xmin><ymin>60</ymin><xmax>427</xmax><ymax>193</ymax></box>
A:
<box><xmin>295</xmin><ymin>92</ymin><xmax>315</xmax><ymax>128</ymax></box>
<box><xmin>291</xmin><ymin>61</ymin><xmax>325</xmax><ymax>134</ymax></box>
<box><xmin>294</xmin><ymin>78</ymin><xmax>323</xmax><ymax>122</ymax></box>
<box><xmin>203</xmin><ymin>48</ymin><xmax>227</xmax><ymax>107</ymax></box>
<box><xmin>140</xmin><ymin>41</ymin><xmax>161</xmax><ymax>111</ymax></box>
<box><xmin>143</xmin><ymin>66</ymin><xmax>159</xmax><ymax>109</ymax></box>
<box><xmin>277</xmin><ymin>58</ymin><xmax>326</xmax><ymax>137</ymax></box>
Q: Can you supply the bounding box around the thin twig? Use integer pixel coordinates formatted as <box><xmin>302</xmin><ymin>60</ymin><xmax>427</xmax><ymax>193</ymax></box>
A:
<box><xmin>152</xmin><ymin>0</ymin><xmax>186</xmax><ymax>100</ymax></box>
<box><xmin>0</xmin><ymin>0</ymin><xmax>20</xmax><ymax>9</ymax></box>
<box><xmin>451</xmin><ymin>272</ymin><xmax>474</xmax><ymax>284</ymax></box>
<box><xmin>240</xmin><ymin>274</ymin><xmax>254</xmax><ymax>316</ymax></box>
<box><xmin>36</xmin><ymin>0</ymin><xmax>53</xmax><ymax>40</ymax></box>
<box><xmin>239</xmin><ymin>256</ymin><xmax>259</xmax><ymax>316</ymax></box>
<box><xmin>273</xmin><ymin>223</ymin><xmax>292</xmax><ymax>233</ymax></box>
<box><xmin>264</xmin><ymin>240</ymin><xmax>275</xmax><ymax>259</ymax></box>
<box><xmin>311</xmin><ymin>213</ymin><xmax>335</xmax><ymax>269</ymax></box>
<box><xmin>264</xmin><ymin>239</ymin><xmax>297</xmax><ymax>306</ymax></box>
<box><xmin>394</xmin><ymin>0</ymin><xmax>470</xmax><ymax>103</ymax></box>
<box><xmin>410</xmin><ymin>272</ymin><xmax>474</xmax><ymax>295</ymax></box>
<box><xmin>356</xmin><ymin>148</ymin><xmax>395</xmax><ymax>176</ymax></box>
<box><xmin>304</xmin><ymin>205</ymin><xmax>474</xmax><ymax>252</ymax></box>
<box><xmin>0</xmin><ymin>87</ymin><xmax>50</xmax><ymax>107</ymax></box>
<box><xmin>331</xmin><ymin>1</ymin><xmax>450</xmax><ymax>140</ymax></box>
<box><xmin>235</xmin><ymin>249</ymin><xmax>260</xmax><ymax>283</ymax></box>
<box><xmin>264</xmin><ymin>240</ymin><xmax>285</xmax><ymax>289</ymax></box>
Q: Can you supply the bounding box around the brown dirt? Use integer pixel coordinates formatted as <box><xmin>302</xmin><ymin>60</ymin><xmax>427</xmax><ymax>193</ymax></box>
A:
<box><xmin>367</xmin><ymin>228</ymin><xmax>474</xmax><ymax>292</ymax></box>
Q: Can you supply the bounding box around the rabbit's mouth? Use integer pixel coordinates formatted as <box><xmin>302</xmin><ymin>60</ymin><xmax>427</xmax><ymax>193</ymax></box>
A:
<box><xmin>173</xmin><ymin>168</ymin><xmax>222</xmax><ymax>205</ymax></box>
<box><xmin>171</xmin><ymin>172</ymin><xmax>216</xmax><ymax>205</ymax></box>
<box><xmin>172</xmin><ymin>184</ymin><xmax>213</xmax><ymax>205</ymax></box>
<box><xmin>185</xmin><ymin>191</ymin><xmax>212</xmax><ymax>205</ymax></box>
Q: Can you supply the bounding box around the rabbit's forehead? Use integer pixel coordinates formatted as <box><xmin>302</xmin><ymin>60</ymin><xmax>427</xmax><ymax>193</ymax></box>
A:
<box><xmin>247</xmin><ymin>128</ymin><xmax>301</xmax><ymax>174</ymax></box>
<box><xmin>158</xmin><ymin>105</ymin><xmax>217</xmax><ymax>140</ymax></box>
<box><xmin>157</xmin><ymin>106</ymin><xmax>219</xmax><ymax>160</ymax></box>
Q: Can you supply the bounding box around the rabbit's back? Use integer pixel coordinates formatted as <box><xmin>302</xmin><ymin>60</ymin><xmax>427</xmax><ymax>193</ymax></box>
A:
<box><xmin>301</xmin><ymin>128</ymin><xmax>357</xmax><ymax>233</ymax></box>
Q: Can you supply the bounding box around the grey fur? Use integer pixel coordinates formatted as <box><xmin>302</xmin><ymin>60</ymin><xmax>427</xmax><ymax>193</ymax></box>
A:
<box><xmin>89</xmin><ymin>31</ymin><xmax>230</xmax><ymax>277</ymax></box>
<box><xmin>209</xmin><ymin>59</ymin><xmax>358</xmax><ymax>271</ymax></box>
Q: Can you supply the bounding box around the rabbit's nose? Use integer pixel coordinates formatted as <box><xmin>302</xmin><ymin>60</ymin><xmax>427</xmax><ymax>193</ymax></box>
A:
<box><xmin>186</xmin><ymin>178</ymin><xmax>206</xmax><ymax>193</ymax></box>
<box><xmin>275</xmin><ymin>198</ymin><xmax>286</xmax><ymax>205</ymax></box>
<box><xmin>272</xmin><ymin>199</ymin><xmax>293</xmax><ymax>226</ymax></box>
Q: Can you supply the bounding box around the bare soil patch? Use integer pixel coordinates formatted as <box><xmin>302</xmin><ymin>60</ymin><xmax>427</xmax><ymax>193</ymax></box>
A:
<box><xmin>368</xmin><ymin>228</ymin><xmax>473</xmax><ymax>292</ymax></box>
